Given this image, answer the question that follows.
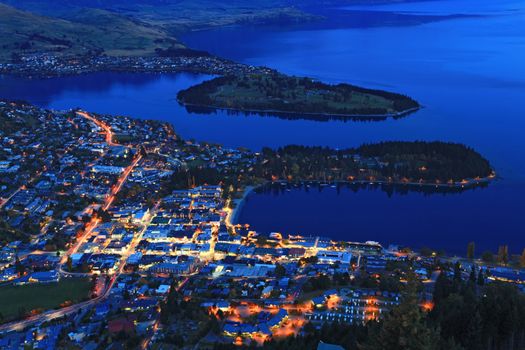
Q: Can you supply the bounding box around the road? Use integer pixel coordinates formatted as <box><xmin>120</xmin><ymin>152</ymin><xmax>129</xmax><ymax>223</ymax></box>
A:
<box><xmin>59</xmin><ymin>111</ymin><xmax>141</xmax><ymax>270</ymax></box>
<box><xmin>103</xmin><ymin>153</ymin><xmax>142</xmax><ymax>211</ymax></box>
<box><xmin>1</xmin><ymin>204</ymin><xmax>157</xmax><ymax>334</ymax></box>
<box><xmin>1</xmin><ymin>111</ymin><xmax>146</xmax><ymax>334</ymax></box>
<box><xmin>76</xmin><ymin>111</ymin><xmax>119</xmax><ymax>147</ymax></box>
<box><xmin>140</xmin><ymin>275</ymin><xmax>191</xmax><ymax>349</ymax></box>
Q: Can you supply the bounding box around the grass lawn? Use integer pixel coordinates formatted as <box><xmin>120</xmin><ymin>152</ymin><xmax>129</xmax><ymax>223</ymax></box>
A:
<box><xmin>0</xmin><ymin>278</ymin><xmax>92</xmax><ymax>322</ymax></box>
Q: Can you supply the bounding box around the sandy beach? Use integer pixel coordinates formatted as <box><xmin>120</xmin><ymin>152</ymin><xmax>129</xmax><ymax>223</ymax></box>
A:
<box><xmin>229</xmin><ymin>185</ymin><xmax>255</xmax><ymax>225</ymax></box>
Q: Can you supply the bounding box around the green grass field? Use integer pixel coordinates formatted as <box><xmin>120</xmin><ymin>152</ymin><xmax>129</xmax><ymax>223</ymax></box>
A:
<box><xmin>0</xmin><ymin>278</ymin><xmax>92</xmax><ymax>322</ymax></box>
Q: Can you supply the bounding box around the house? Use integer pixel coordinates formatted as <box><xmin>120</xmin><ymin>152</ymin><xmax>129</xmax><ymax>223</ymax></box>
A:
<box><xmin>288</xmin><ymin>247</ymin><xmax>306</xmax><ymax>258</ymax></box>
<box><xmin>261</xmin><ymin>286</ymin><xmax>273</xmax><ymax>298</ymax></box>
<box><xmin>68</xmin><ymin>332</ymin><xmax>86</xmax><ymax>342</ymax></box>
<box><xmin>278</xmin><ymin>278</ymin><xmax>290</xmax><ymax>288</ymax></box>
<box><xmin>267</xmin><ymin>309</ymin><xmax>288</xmax><ymax>329</ymax></box>
<box><xmin>156</xmin><ymin>284</ymin><xmax>171</xmax><ymax>294</ymax></box>
<box><xmin>317</xmin><ymin>250</ymin><xmax>352</xmax><ymax>265</ymax></box>
<box><xmin>16</xmin><ymin>270</ymin><xmax>60</xmax><ymax>285</ymax></box>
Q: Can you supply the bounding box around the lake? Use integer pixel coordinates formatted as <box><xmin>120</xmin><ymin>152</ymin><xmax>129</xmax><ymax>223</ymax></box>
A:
<box><xmin>235</xmin><ymin>183</ymin><xmax>520</xmax><ymax>255</ymax></box>
<box><xmin>1</xmin><ymin>0</ymin><xmax>523</xmax><ymax>254</ymax></box>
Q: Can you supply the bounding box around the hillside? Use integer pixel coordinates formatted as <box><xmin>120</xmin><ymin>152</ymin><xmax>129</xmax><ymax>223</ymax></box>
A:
<box><xmin>0</xmin><ymin>3</ymin><xmax>182</xmax><ymax>60</ymax></box>
<box><xmin>0</xmin><ymin>0</ymin><xmax>318</xmax><ymax>34</ymax></box>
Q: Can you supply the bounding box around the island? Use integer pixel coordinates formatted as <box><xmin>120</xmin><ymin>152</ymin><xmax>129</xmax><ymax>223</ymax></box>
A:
<box><xmin>177</xmin><ymin>73</ymin><xmax>420</xmax><ymax>120</ymax></box>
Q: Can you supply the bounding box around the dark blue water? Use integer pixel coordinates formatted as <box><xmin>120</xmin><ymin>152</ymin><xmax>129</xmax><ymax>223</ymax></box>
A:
<box><xmin>0</xmin><ymin>0</ymin><xmax>523</xmax><ymax>254</ymax></box>
<box><xmin>183</xmin><ymin>0</ymin><xmax>525</xmax><ymax>254</ymax></box>
<box><xmin>237</xmin><ymin>183</ymin><xmax>520</xmax><ymax>255</ymax></box>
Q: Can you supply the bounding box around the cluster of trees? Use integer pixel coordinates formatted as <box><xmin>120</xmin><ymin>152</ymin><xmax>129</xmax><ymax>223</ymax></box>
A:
<box><xmin>0</xmin><ymin>217</ymin><xmax>30</xmax><ymax>244</ymax></box>
<box><xmin>159</xmin><ymin>279</ymin><xmax>220</xmax><ymax>347</ymax></box>
<box><xmin>357</xmin><ymin>141</ymin><xmax>493</xmax><ymax>181</ymax></box>
<box><xmin>252</xmin><ymin>142</ymin><xmax>492</xmax><ymax>183</ymax></box>
<box><xmin>468</xmin><ymin>242</ymin><xmax>525</xmax><ymax>267</ymax></box>
<box><xmin>301</xmin><ymin>269</ymin><xmax>402</xmax><ymax>294</ymax></box>
<box><xmin>162</xmin><ymin>167</ymin><xmax>242</xmax><ymax>202</ymax></box>
<box><xmin>428</xmin><ymin>264</ymin><xmax>525</xmax><ymax>350</ymax></box>
<box><xmin>177</xmin><ymin>72</ymin><xmax>419</xmax><ymax>118</ymax></box>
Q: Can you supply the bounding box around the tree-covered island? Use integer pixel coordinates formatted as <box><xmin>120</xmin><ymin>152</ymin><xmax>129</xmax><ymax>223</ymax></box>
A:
<box><xmin>166</xmin><ymin>141</ymin><xmax>494</xmax><ymax>196</ymax></box>
<box><xmin>256</xmin><ymin>142</ymin><xmax>493</xmax><ymax>184</ymax></box>
<box><xmin>177</xmin><ymin>73</ymin><xmax>420</xmax><ymax>120</ymax></box>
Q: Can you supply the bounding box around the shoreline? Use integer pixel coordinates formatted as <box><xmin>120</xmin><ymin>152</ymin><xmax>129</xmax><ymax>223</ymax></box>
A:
<box><xmin>179</xmin><ymin>101</ymin><xmax>421</xmax><ymax>120</ymax></box>
<box><xmin>265</xmin><ymin>175</ymin><xmax>496</xmax><ymax>190</ymax></box>
<box><xmin>229</xmin><ymin>186</ymin><xmax>255</xmax><ymax>225</ymax></box>
<box><xmin>0</xmin><ymin>54</ymin><xmax>274</xmax><ymax>80</ymax></box>
<box><xmin>227</xmin><ymin>173</ymin><xmax>496</xmax><ymax>225</ymax></box>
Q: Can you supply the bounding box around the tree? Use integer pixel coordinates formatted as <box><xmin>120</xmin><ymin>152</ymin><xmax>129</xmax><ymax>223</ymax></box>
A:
<box><xmin>420</xmin><ymin>246</ymin><xmax>434</xmax><ymax>257</ymax></box>
<box><xmin>478</xmin><ymin>283</ymin><xmax>525</xmax><ymax>349</ymax></box>
<box><xmin>66</xmin><ymin>256</ymin><xmax>73</xmax><ymax>272</ymax></box>
<box><xmin>15</xmin><ymin>255</ymin><xmax>25</xmax><ymax>276</ymax></box>
<box><xmin>433</xmin><ymin>272</ymin><xmax>453</xmax><ymax>304</ymax></box>
<box><xmin>256</xmin><ymin>235</ymin><xmax>268</xmax><ymax>246</ymax></box>
<box><xmin>18</xmin><ymin>306</ymin><xmax>27</xmax><ymax>319</ymax></box>
<box><xmin>466</xmin><ymin>242</ymin><xmax>475</xmax><ymax>260</ymax></box>
<box><xmin>160</xmin><ymin>301</ymin><xmax>169</xmax><ymax>325</ymax></box>
<box><xmin>520</xmin><ymin>248</ymin><xmax>525</xmax><ymax>268</ymax></box>
<box><xmin>468</xmin><ymin>265</ymin><xmax>476</xmax><ymax>284</ymax></box>
<box><xmin>439</xmin><ymin>338</ymin><xmax>465</xmax><ymax>350</ymax></box>
<box><xmin>274</xmin><ymin>263</ymin><xmax>286</xmax><ymax>278</ymax></box>
<box><xmin>453</xmin><ymin>262</ymin><xmax>462</xmax><ymax>289</ymax></box>
<box><xmin>360</xmin><ymin>272</ymin><xmax>440</xmax><ymax>350</ymax></box>
<box><xmin>481</xmin><ymin>251</ymin><xmax>494</xmax><ymax>263</ymax></box>
<box><xmin>497</xmin><ymin>245</ymin><xmax>509</xmax><ymax>265</ymax></box>
<box><xmin>80</xmin><ymin>262</ymin><xmax>90</xmax><ymax>273</ymax></box>
<box><xmin>464</xmin><ymin>311</ymin><xmax>483</xmax><ymax>350</ymax></box>
<box><xmin>476</xmin><ymin>269</ymin><xmax>484</xmax><ymax>286</ymax></box>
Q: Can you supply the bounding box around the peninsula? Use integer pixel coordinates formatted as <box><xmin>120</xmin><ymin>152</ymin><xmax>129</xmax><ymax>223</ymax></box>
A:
<box><xmin>177</xmin><ymin>73</ymin><xmax>420</xmax><ymax>120</ymax></box>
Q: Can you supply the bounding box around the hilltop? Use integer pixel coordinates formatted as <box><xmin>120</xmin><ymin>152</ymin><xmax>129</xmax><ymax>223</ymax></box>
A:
<box><xmin>0</xmin><ymin>3</ymin><xmax>182</xmax><ymax>60</ymax></box>
<box><xmin>0</xmin><ymin>0</ymin><xmax>317</xmax><ymax>33</ymax></box>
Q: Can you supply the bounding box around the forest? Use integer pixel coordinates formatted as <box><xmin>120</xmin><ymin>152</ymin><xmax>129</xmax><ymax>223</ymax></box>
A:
<box><xmin>253</xmin><ymin>142</ymin><xmax>493</xmax><ymax>183</ymax></box>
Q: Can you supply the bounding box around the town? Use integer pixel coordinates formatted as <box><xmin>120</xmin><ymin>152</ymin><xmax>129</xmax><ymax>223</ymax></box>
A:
<box><xmin>0</xmin><ymin>101</ymin><xmax>523</xmax><ymax>350</ymax></box>
<box><xmin>0</xmin><ymin>52</ymin><xmax>274</xmax><ymax>78</ymax></box>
